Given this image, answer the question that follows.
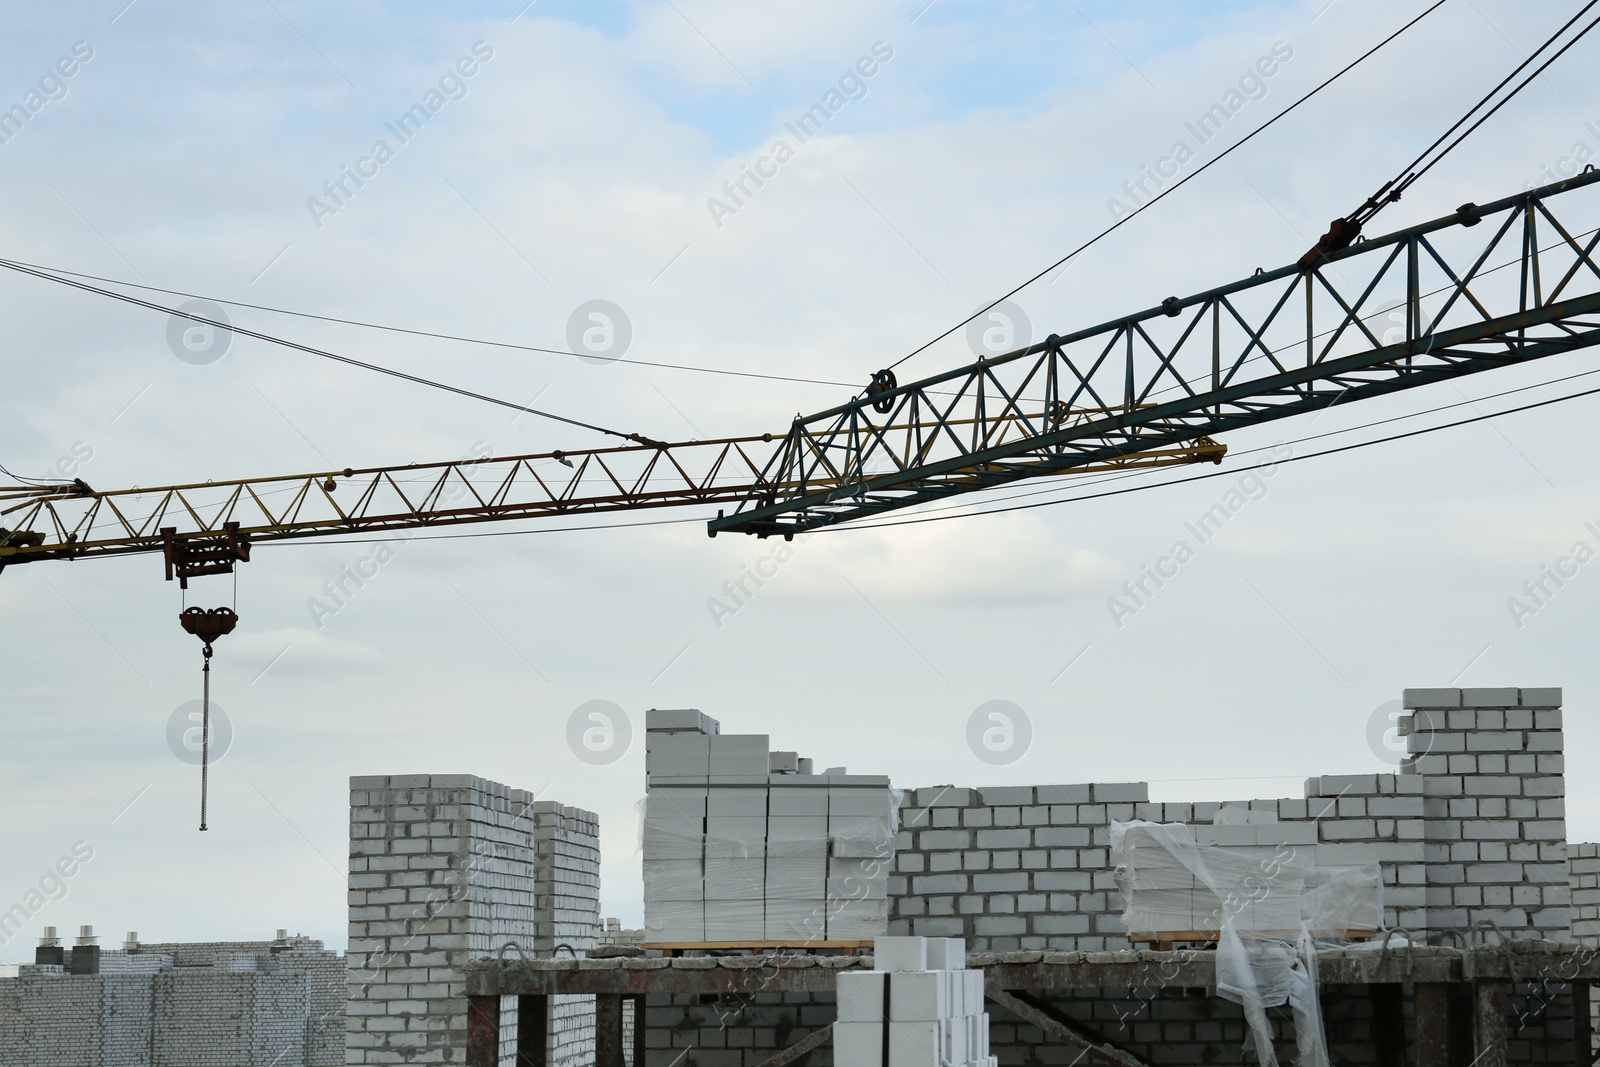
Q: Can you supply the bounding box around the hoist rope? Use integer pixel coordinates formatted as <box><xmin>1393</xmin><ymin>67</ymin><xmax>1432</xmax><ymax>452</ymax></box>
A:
<box><xmin>200</xmin><ymin>649</ymin><xmax>211</xmax><ymax>833</ymax></box>
<box><xmin>881</xmin><ymin>0</ymin><xmax>1455</xmax><ymax>378</ymax></box>
<box><xmin>0</xmin><ymin>258</ymin><xmax>645</xmax><ymax>443</ymax></box>
<box><xmin>1346</xmin><ymin>0</ymin><xmax>1600</xmax><ymax>232</ymax></box>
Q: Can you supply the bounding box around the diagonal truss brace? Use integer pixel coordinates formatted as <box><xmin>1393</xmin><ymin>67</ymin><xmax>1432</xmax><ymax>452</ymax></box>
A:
<box><xmin>0</xmin><ymin>436</ymin><xmax>778</xmax><ymax>568</ymax></box>
<box><xmin>710</xmin><ymin>169</ymin><xmax>1600</xmax><ymax>537</ymax></box>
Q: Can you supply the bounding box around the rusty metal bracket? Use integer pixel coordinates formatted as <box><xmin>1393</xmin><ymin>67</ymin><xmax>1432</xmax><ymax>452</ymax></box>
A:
<box><xmin>162</xmin><ymin>522</ymin><xmax>250</xmax><ymax>588</ymax></box>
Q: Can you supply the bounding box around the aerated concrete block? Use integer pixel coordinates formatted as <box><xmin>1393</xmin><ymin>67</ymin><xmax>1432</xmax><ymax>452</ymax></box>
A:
<box><xmin>708</xmin><ymin>734</ymin><xmax>770</xmax><ymax>776</ymax></box>
<box><xmin>1404</xmin><ymin>688</ymin><xmax>1461</xmax><ymax>708</ymax></box>
<box><xmin>646</xmin><ymin>708</ymin><xmax>720</xmax><ymax>734</ymax></box>
<box><xmin>769</xmin><ymin>785</ymin><xmax>830</xmax><ymax>816</ymax></box>
<box><xmin>874</xmin><ymin>935</ymin><xmax>929</xmax><ymax>971</ymax></box>
<box><xmin>646</xmin><ymin>733</ymin><xmax>712</xmax><ymax>777</ymax></box>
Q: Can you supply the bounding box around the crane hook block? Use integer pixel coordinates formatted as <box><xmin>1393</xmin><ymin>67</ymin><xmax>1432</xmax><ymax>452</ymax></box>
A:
<box><xmin>867</xmin><ymin>369</ymin><xmax>898</xmax><ymax>414</ymax></box>
<box><xmin>180</xmin><ymin>606</ymin><xmax>238</xmax><ymax>657</ymax></box>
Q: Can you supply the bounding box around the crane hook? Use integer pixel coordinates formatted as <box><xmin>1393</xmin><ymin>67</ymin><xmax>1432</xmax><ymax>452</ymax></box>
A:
<box><xmin>179</xmin><ymin>607</ymin><xmax>237</xmax><ymax>831</ymax></box>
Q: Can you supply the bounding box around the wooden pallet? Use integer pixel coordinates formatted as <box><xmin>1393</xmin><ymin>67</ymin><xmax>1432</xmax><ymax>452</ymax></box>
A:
<box><xmin>1128</xmin><ymin>929</ymin><xmax>1378</xmax><ymax>951</ymax></box>
<box><xmin>643</xmin><ymin>940</ymin><xmax>873</xmax><ymax>958</ymax></box>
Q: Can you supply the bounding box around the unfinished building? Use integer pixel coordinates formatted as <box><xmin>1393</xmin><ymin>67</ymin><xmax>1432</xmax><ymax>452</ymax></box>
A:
<box><xmin>2</xmin><ymin>685</ymin><xmax>1593</xmax><ymax>1064</ymax></box>
<box><xmin>459</xmin><ymin>687</ymin><xmax>1596</xmax><ymax>1066</ymax></box>
<box><xmin>345</xmin><ymin>774</ymin><xmax>602</xmax><ymax>1066</ymax></box>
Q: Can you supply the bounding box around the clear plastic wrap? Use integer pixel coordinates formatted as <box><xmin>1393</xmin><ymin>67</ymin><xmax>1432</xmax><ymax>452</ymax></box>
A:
<box><xmin>642</xmin><ymin>783</ymin><xmax>902</xmax><ymax>942</ymax></box>
<box><xmin>1112</xmin><ymin>820</ymin><xmax>1382</xmax><ymax>1067</ymax></box>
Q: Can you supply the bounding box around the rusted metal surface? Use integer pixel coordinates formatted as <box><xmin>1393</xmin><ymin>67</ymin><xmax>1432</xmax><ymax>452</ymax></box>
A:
<box><xmin>467</xmin><ymin>995</ymin><xmax>500</xmax><ymax>1067</ymax></box>
<box><xmin>178</xmin><ymin>606</ymin><xmax>238</xmax><ymax>647</ymax></box>
<box><xmin>465</xmin><ymin>944</ymin><xmax>1600</xmax><ymax>998</ymax></box>
<box><xmin>162</xmin><ymin>521</ymin><xmax>250</xmax><ymax>587</ymax></box>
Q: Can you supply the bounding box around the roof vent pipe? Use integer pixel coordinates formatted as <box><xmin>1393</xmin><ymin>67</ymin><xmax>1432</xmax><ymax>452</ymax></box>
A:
<box><xmin>68</xmin><ymin>928</ymin><xmax>100</xmax><ymax>976</ymax></box>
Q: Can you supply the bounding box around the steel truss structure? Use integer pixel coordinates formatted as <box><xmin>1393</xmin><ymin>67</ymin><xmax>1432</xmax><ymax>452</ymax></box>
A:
<box><xmin>5</xmin><ymin>173</ymin><xmax>1600</xmax><ymax>570</ymax></box>
<box><xmin>709</xmin><ymin>169</ymin><xmax>1600</xmax><ymax>537</ymax></box>
<box><xmin>0</xmin><ymin>437</ymin><xmax>773</xmax><ymax>568</ymax></box>
<box><xmin>0</xmin><ymin>434</ymin><xmax>1221</xmax><ymax>569</ymax></box>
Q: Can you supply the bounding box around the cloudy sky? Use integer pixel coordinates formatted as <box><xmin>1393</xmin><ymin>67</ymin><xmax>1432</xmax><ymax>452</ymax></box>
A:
<box><xmin>3</xmin><ymin>0</ymin><xmax>1599</xmax><ymax>956</ymax></box>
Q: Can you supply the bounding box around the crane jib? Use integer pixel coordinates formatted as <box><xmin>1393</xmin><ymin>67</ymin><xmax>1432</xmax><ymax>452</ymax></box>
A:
<box><xmin>708</xmin><ymin>169</ymin><xmax>1600</xmax><ymax>537</ymax></box>
<box><xmin>4</xmin><ymin>170</ymin><xmax>1600</xmax><ymax>564</ymax></box>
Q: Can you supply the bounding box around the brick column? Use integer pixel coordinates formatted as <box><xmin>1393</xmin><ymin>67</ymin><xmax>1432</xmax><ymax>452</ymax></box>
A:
<box><xmin>1400</xmin><ymin>687</ymin><xmax>1569</xmax><ymax>940</ymax></box>
<box><xmin>346</xmin><ymin>774</ymin><xmax>542</xmax><ymax>1064</ymax></box>
<box><xmin>532</xmin><ymin>802</ymin><xmax>600</xmax><ymax>1067</ymax></box>
<box><xmin>1573</xmin><ymin>843</ymin><xmax>1600</xmax><ymax>944</ymax></box>
<box><xmin>530</xmin><ymin>803</ymin><xmax>600</xmax><ymax>955</ymax></box>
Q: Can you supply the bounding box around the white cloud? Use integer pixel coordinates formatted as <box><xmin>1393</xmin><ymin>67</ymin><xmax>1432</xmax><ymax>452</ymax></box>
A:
<box><xmin>5</xmin><ymin>0</ymin><xmax>1600</xmax><ymax>954</ymax></box>
<box><xmin>774</xmin><ymin>513</ymin><xmax>1119</xmax><ymax>603</ymax></box>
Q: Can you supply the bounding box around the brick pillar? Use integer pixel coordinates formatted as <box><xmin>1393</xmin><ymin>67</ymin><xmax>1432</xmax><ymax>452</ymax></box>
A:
<box><xmin>530</xmin><ymin>803</ymin><xmax>601</xmax><ymax>955</ymax></box>
<box><xmin>346</xmin><ymin>774</ymin><xmax>542</xmax><ymax>1064</ymax></box>
<box><xmin>531</xmin><ymin>802</ymin><xmax>600</xmax><ymax>1067</ymax></box>
<box><xmin>1400</xmin><ymin>687</ymin><xmax>1569</xmax><ymax>941</ymax></box>
<box><xmin>1573</xmin><ymin>843</ymin><xmax>1600</xmax><ymax>944</ymax></box>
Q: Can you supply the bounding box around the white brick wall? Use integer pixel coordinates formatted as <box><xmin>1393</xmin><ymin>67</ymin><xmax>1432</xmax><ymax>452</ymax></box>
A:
<box><xmin>345</xmin><ymin>774</ymin><xmax>600</xmax><ymax>1066</ymax></box>
<box><xmin>888</xmin><ymin>782</ymin><xmax>1140</xmax><ymax>950</ymax></box>
<box><xmin>1401</xmin><ymin>687</ymin><xmax>1570</xmax><ymax>940</ymax></box>
<box><xmin>889</xmin><ymin>687</ymin><xmax>1571</xmax><ymax>950</ymax></box>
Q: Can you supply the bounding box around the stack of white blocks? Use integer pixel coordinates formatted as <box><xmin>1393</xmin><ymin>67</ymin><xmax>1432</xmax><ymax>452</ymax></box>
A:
<box><xmin>643</xmin><ymin>708</ymin><xmax>897</xmax><ymax>943</ymax></box>
<box><xmin>1116</xmin><ymin>807</ymin><xmax>1384</xmax><ymax>938</ymax></box>
<box><xmin>836</xmin><ymin>936</ymin><xmax>994</xmax><ymax>1067</ymax></box>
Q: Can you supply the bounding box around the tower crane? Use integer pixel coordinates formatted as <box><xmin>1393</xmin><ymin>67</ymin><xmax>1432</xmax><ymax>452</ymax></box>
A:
<box><xmin>6</xmin><ymin>1</ymin><xmax>1600</xmax><ymax>826</ymax></box>
<box><xmin>5</xmin><ymin>172</ymin><xmax>1600</xmax><ymax>832</ymax></box>
<box><xmin>713</xmin><ymin>171</ymin><xmax>1600</xmax><ymax>536</ymax></box>
<box><xmin>5</xmin><ymin>169</ymin><xmax>1599</xmax><ymax>569</ymax></box>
